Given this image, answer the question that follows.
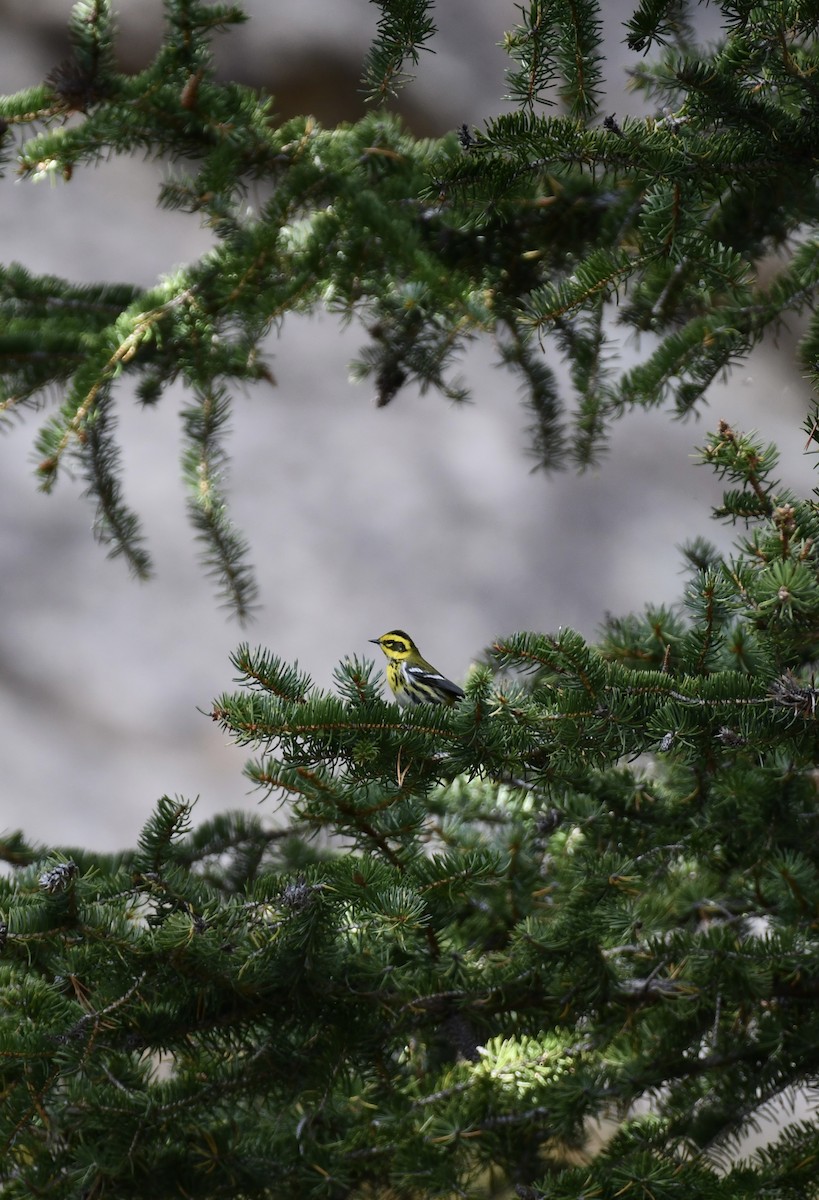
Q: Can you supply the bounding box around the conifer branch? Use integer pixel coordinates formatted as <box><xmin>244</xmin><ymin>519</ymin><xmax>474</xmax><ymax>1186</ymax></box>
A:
<box><xmin>181</xmin><ymin>384</ymin><xmax>258</xmax><ymax>621</ymax></box>
<box><xmin>4</xmin><ymin>0</ymin><xmax>819</xmax><ymax>604</ymax></box>
<box><xmin>80</xmin><ymin>397</ymin><xmax>152</xmax><ymax>578</ymax></box>
<box><xmin>362</xmin><ymin>0</ymin><xmax>437</xmax><ymax>103</ymax></box>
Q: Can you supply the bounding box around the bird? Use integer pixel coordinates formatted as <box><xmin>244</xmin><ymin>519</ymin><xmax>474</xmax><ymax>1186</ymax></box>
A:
<box><xmin>370</xmin><ymin>630</ymin><xmax>465</xmax><ymax>707</ymax></box>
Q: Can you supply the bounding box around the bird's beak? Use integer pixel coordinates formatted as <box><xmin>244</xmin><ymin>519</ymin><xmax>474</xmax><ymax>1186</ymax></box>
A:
<box><xmin>369</xmin><ymin>638</ymin><xmax>379</xmax><ymax>644</ymax></box>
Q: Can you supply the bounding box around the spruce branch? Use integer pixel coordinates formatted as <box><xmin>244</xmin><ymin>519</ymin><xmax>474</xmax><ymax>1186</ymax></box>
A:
<box><xmin>504</xmin><ymin>1</ymin><xmax>562</xmax><ymax>111</ymax></box>
<box><xmin>497</xmin><ymin>319</ymin><xmax>568</xmax><ymax>471</ymax></box>
<box><xmin>5</xmin><ymin>1</ymin><xmax>819</xmax><ymax>608</ymax></box>
<box><xmin>80</xmin><ymin>396</ymin><xmax>152</xmax><ymax>578</ymax></box>
<box><xmin>181</xmin><ymin>384</ymin><xmax>258</xmax><ymax>621</ymax></box>
<box><xmin>47</xmin><ymin>0</ymin><xmax>117</xmax><ymax>114</ymax></box>
<box><xmin>362</xmin><ymin>0</ymin><xmax>437</xmax><ymax>103</ymax></box>
<box><xmin>625</xmin><ymin>0</ymin><xmax>698</xmax><ymax>54</ymax></box>
<box><xmin>33</xmin><ymin>287</ymin><xmax>192</xmax><ymax>492</ymax></box>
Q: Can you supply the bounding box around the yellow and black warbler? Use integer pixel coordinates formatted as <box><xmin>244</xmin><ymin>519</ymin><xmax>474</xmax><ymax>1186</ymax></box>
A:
<box><xmin>370</xmin><ymin>630</ymin><xmax>465</xmax><ymax>707</ymax></box>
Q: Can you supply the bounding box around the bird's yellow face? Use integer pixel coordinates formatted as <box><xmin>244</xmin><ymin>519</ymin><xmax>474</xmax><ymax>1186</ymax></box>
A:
<box><xmin>370</xmin><ymin>630</ymin><xmax>416</xmax><ymax>662</ymax></box>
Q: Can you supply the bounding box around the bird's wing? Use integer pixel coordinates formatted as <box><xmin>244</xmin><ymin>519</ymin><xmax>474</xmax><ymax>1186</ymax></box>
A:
<box><xmin>405</xmin><ymin>664</ymin><xmax>465</xmax><ymax>701</ymax></box>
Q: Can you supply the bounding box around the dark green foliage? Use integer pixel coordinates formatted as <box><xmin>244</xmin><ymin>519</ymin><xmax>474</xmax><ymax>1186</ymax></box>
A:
<box><xmin>81</xmin><ymin>397</ymin><xmax>153</xmax><ymax>578</ymax></box>
<box><xmin>182</xmin><ymin>386</ymin><xmax>258</xmax><ymax>618</ymax></box>
<box><xmin>361</xmin><ymin>0</ymin><xmax>437</xmax><ymax>103</ymax></box>
<box><xmin>625</xmin><ymin>0</ymin><xmax>698</xmax><ymax>53</ymax></box>
<box><xmin>503</xmin><ymin>0</ymin><xmax>604</xmax><ymax>117</ymax></box>
<box><xmin>6</xmin><ymin>5</ymin><xmax>819</xmax><ymax>1190</ymax></box>
<box><xmin>6</xmin><ymin>425</ymin><xmax>819</xmax><ymax>1196</ymax></box>
<box><xmin>3</xmin><ymin>1</ymin><xmax>819</xmax><ymax>608</ymax></box>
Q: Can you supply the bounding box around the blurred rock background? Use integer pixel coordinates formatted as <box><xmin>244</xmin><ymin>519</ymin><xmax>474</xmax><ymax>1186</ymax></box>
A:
<box><xmin>0</xmin><ymin>0</ymin><xmax>815</xmax><ymax>848</ymax></box>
